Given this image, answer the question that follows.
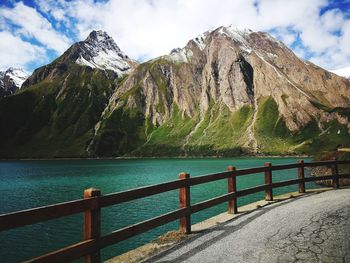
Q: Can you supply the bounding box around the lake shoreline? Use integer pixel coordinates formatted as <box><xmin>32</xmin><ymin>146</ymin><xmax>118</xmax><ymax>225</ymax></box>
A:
<box><xmin>0</xmin><ymin>154</ymin><xmax>312</xmax><ymax>161</ymax></box>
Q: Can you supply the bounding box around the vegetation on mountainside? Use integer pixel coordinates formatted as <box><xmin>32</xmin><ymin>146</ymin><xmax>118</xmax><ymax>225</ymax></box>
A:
<box><xmin>92</xmin><ymin>108</ymin><xmax>146</xmax><ymax>156</ymax></box>
<box><xmin>1</xmin><ymin>52</ymin><xmax>350</xmax><ymax>159</ymax></box>
<box><xmin>0</xmin><ymin>67</ymin><xmax>115</xmax><ymax>158</ymax></box>
<box><xmin>254</xmin><ymin>96</ymin><xmax>350</xmax><ymax>155</ymax></box>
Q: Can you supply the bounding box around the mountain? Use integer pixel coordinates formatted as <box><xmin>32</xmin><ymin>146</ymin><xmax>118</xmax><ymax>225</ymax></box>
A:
<box><xmin>75</xmin><ymin>30</ymin><xmax>137</xmax><ymax>75</ymax></box>
<box><xmin>0</xmin><ymin>68</ymin><xmax>28</xmax><ymax>97</ymax></box>
<box><xmin>0</xmin><ymin>30</ymin><xmax>136</xmax><ymax>158</ymax></box>
<box><xmin>330</xmin><ymin>66</ymin><xmax>350</xmax><ymax>80</ymax></box>
<box><xmin>91</xmin><ymin>26</ymin><xmax>350</xmax><ymax>156</ymax></box>
<box><xmin>22</xmin><ymin>30</ymin><xmax>136</xmax><ymax>88</ymax></box>
<box><xmin>0</xmin><ymin>26</ymin><xmax>349</xmax><ymax>158</ymax></box>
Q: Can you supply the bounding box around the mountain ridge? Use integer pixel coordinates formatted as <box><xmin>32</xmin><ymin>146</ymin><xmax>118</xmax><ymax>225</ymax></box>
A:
<box><xmin>0</xmin><ymin>27</ymin><xmax>350</xmax><ymax>158</ymax></box>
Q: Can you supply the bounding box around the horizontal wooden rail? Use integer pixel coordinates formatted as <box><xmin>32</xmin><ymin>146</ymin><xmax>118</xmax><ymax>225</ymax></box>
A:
<box><xmin>100</xmin><ymin>208</ymin><xmax>189</xmax><ymax>248</ymax></box>
<box><xmin>271</xmin><ymin>179</ymin><xmax>300</xmax><ymax>188</ymax></box>
<box><xmin>270</xmin><ymin>163</ymin><xmax>299</xmax><ymax>171</ymax></box>
<box><xmin>0</xmin><ymin>197</ymin><xmax>99</xmax><ymax>231</ymax></box>
<box><xmin>233</xmin><ymin>166</ymin><xmax>268</xmax><ymax>177</ymax></box>
<box><xmin>1</xmin><ymin>159</ymin><xmax>350</xmax><ymax>263</ymax></box>
<box><xmin>236</xmin><ymin>184</ymin><xmax>267</xmax><ymax>197</ymax></box>
<box><xmin>191</xmin><ymin>192</ymin><xmax>236</xmax><ymax>213</ymax></box>
<box><xmin>100</xmin><ymin>179</ymin><xmax>188</xmax><ymax>207</ymax></box>
<box><xmin>303</xmin><ymin>160</ymin><xmax>336</xmax><ymax>167</ymax></box>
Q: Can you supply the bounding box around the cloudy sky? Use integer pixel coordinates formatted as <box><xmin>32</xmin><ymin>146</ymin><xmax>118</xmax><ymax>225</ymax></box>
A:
<box><xmin>0</xmin><ymin>0</ymin><xmax>350</xmax><ymax>73</ymax></box>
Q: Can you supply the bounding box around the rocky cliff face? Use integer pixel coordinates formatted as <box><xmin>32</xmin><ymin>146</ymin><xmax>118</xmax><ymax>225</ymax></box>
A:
<box><xmin>92</xmin><ymin>26</ymin><xmax>350</xmax><ymax>156</ymax></box>
<box><xmin>0</xmin><ymin>68</ymin><xmax>28</xmax><ymax>97</ymax></box>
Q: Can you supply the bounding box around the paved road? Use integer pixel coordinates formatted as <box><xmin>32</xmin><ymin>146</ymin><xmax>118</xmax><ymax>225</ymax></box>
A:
<box><xmin>148</xmin><ymin>189</ymin><xmax>350</xmax><ymax>263</ymax></box>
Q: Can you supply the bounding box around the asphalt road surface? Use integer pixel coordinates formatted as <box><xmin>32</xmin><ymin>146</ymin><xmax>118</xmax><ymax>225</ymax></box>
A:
<box><xmin>148</xmin><ymin>188</ymin><xmax>350</xmax><ymax>263</ymax></box>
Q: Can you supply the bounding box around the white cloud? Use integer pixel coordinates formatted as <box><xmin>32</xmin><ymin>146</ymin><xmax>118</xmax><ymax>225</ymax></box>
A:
<box><xmin>0</xmin><ymin>2</ymin><xmax>71</xmax><ymax>53</ymax></box>
<box><xmin>1</xmin><ymin>0</ymin><xmax>350</xmax><ymax>71</ymax></box>
<box><xmin>0</xmin><ymin>31</ymin><xmax>46</xmax><ymax>72</ymax></box>
<box><xmin>269</xmin><ymin>28</ymin><xmax>297</xmax><ymax>46</ymax></box>
<box><xmin>65</xmin><ymin>0</ymin><xmax>260</xmax><ymax>60</ymax></box>
<box><xmin>58</xmin><ymin>0</ymin><xmax>350</xmax><ymax>69</ymax></box>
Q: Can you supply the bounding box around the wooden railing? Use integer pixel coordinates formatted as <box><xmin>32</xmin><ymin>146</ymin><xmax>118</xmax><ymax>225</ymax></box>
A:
<box><xmin>1</xmin><ymin>159</ymin><xmax>350</xmax><ymax>263</ymax></box>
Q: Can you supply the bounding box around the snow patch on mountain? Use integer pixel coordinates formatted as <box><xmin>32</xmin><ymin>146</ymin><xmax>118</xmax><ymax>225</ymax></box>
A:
<box><xmin>163</xmin><ymin>48</ymin><xmax>193</xmax><ymax>63</ymax></box>
<box><xmin>191</xmin><ymin>26</ymin><xmax>253</xmax><ymax>52</ymax></box>
<box><xmin>0</xmin><ymin>68</ymin><xmax>29</xmax><ymax>97</ymax></box>
<box><xmin>5</xmin><ymin>68</ymin><xmax>29</xmax><ymax>87</ymax></box>
<box><xmin>75</xmin><ymin>30</ymin><xmax>133</xmax><ymax>76</ymax></box>
<box><xmin>193</xmin><ymin>33</ymin><xmax>207</xmax><ymax>50</ymax></box>
<box><xmin>218</xmin><ymin>26</ymin><xmax>253</xmax><ymax>53</ymax></box>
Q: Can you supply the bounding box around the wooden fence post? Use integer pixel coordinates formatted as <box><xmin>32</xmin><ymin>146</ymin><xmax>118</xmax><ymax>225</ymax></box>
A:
<box><xmin>227</xmin><ymin>166</ymin><xmax>237</xmax><ymax>214</ymax></box>
<box><xmin>264</xmin><ymin>162</ymin><xmax>273</xmax><ymax>201</ymax></box>
<box><xmin>179</xmin><ymin>173</ymin><xmax>191</xmax><ymax>234</ymax></box>
<box><xmin>332</xmin><ymin>158</ymin><xmax>340</xmax><ymax>189</ymax></box>
<box><xmin>297</xmin><ymin>160</ymin><xmax>306</xmax><ymax>193</ymax></box>
<box><xmin>84</xmin><ymin>188</ymin><xmax>101</xmax><ymax>263</ymax></box>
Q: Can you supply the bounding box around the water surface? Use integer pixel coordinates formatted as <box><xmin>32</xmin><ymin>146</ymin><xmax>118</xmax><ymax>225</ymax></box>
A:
<box><xmin>0</xmin><ymin>157</ymin><xmax>315</xmax><ymax>262</ymax></box>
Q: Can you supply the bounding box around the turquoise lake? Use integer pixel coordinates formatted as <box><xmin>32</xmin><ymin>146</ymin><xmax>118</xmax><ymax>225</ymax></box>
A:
<box><xmin>0</xmin><ymin>157</ymin><xmax>316</xmax><ymax>262</ymax></box>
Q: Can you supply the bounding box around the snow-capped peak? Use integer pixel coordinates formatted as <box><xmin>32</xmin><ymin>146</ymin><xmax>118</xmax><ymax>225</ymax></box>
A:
<box><xmin>217</xmin><ymin>26</ymin><xmax>254</xmax><ymax>53</ymax></box>
<box><xmin>0</xmin><ymin>67</ymin><xmax>29</xmax><ymax>97</ymax></box>
<box><xmin>220</xmin><ymin>25</ymin><xmax>253</xmax><ymax>36</ymax></box>
<box><xmin>191</xmin><ymin>26</ymin><xmax>254</xmax><ymax>53</ymax></box>
<box><xmin>85</xmin><ymin>30</ymin><xmax>123</xmax><ymax>54</ymax></box>
<box><xmin>75</xmin><ymin>30</ymin><xmax>134</xmax><ymax>76</ymax></box>
<box><xmin>330</xmin><ymin>66</ymin><xmax>350</xmax><ymax>80</ymax></box>
<box><xmin>1</xmin><ymin>68</ymin><xmax>28</xmax><ymax>88</ymax></box>
<box><xmin>87</xmin><ymin>30</ymin><xmax>111</xmax><ymax>43</ymax></box>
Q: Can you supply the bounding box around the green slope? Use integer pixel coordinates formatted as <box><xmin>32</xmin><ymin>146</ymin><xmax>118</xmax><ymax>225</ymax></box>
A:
<box><xmin>0</xmin><ymin>66</ymin><xmax>115</xmax><ymax>158</ymax></box>
<box><xmin>254</xmin><ymin>96</ymin><xmax>350</xmax><ymax>155</ymax></box>
<box><xmin>1</xmin><ymin>55</ymin><xmax>349</xmax><ymax>159</ymax></box>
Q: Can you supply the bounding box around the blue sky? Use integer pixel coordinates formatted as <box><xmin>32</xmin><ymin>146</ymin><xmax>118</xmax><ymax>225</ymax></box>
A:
<box><xmin>1</xmin><ymin>0</ymin><xmax>350</xmax><ymax>73</ymax></box>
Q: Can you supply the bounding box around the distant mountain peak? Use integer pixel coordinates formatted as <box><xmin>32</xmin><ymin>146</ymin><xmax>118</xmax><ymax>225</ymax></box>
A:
<box><xmin>87</xmin><ymin>30</ymin><xmax>110</xmax><ymax>41</ymax></box>
<box><xmin>85</xmin><ymin>30</ymin><xmax>123</xmax><ymax>53</ymax></box>
<box><xmin>75</xmin><ymin>30</ymin><xmax>136</xmax><ymax>76</ymax></box>
<box><xmin>219</xmin><ymin>25</ymin><xmax>253</xmax><ymax>34</ymax></box>
<box><xmin>0</xmin><ymin>67</ymin><xmax>28</xmax><ymax>97</ymax></box>
<box><xmin>190</xmin><ymin>26</ymin><xmax>253</xmax><ymax>51</ymax></box>
<box><xmin>165</xmin><ymin>26</ymin><xmax>285</xmax><ymax>64</ymax></box>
